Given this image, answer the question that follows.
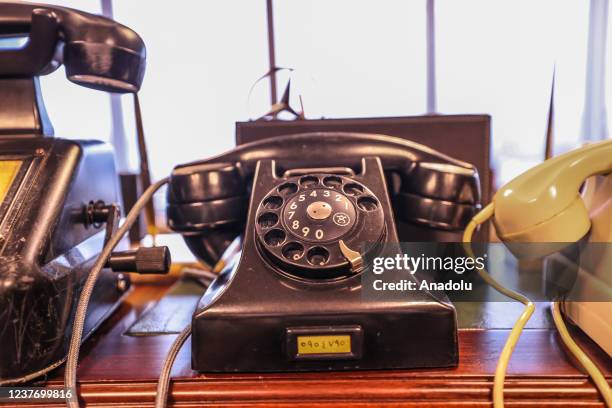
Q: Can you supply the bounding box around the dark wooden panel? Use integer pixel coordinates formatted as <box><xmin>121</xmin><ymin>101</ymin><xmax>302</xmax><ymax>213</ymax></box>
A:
<box><xmin>7</xmin><ymin>283</ymin><xmax>609</xmax><ymax>407</ymax></box>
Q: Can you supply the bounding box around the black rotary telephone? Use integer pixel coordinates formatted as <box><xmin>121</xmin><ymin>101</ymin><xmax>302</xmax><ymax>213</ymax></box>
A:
<box><xmin>168</xmin><ymin>133</ymin><xmax>481</xmax><ymax>372</ymax></box>
<box><xmin>0</xmin><ymin>3</ymin><xmax>168</xmax><ymax>381</ymax></box>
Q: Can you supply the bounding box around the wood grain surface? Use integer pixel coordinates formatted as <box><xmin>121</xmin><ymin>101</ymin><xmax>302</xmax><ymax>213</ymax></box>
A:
<box><xmin>4</xmin><ymin>283</ymin><xmax>610</xmax><ymax>408</ymax></box>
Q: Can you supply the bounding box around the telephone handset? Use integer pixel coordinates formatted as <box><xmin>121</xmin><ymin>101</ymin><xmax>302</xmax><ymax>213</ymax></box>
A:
<box><xmin>168</xmin><ymin>132</ymin><xmax>481</xmax><ymax>372</ymax></box>
<box><xmin>0</xmin><ymin>1</ymin><xmax>146</xmax><ymax>92</ymax></box>
<box><xmin>168</xmin><ymin>132</ymin><xmax>481</xmax><ymax>268</ymax></box>
<box><xmin>493</xmin><ymin>138</ymin><xmax>612</xmax><ymax>258</ymax></box>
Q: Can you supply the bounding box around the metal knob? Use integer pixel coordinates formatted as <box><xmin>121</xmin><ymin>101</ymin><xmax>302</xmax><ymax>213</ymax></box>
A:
<box><xmin>306</xmin><ymin>201</ymin><xmax>333</xmax><ymax>220</ymax></box>
<box><xmin>106</xmin><ymin>246</ymin><xmax>171</xmax><ymax>274</ymax></box>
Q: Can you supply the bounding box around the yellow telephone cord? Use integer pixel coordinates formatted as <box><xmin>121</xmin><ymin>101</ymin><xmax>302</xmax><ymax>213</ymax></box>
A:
<box><xmin>463</xmin><ymin>203</ymin><xmax>611</xmax><ymax>407</ymax></box>
<box><xmin>551</xmin><ymin>301</ymin><xmax>612</xmax><ymax>406</ymax></box>
<box><xmin>462</xmin><ymin>203</ymin><xmax>535</xmax><ymax>408</ymax></box>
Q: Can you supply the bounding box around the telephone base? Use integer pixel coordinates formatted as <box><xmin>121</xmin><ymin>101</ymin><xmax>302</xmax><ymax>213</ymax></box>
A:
<box><xmin>0</xmin><ymin>137</ymin><xmax>128</xmax><ymax>380</ymax></box>
<box><xmin>192</xmin><ymin>298</ymin><xmax>458</xmax><ymax>372</ymax></box>
<box><xmin>189</xmin><ymin>158</ymin><xmax>459</xmax><ymax>372</ymax></box>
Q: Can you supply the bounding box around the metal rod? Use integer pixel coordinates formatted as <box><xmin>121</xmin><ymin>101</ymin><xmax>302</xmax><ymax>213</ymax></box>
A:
<box><xmin>426</xmin><ymin>0</ymin><xmax>437</xmax><ymax>114</ymax></box>
<box><xmin>544</xmin><ymin>67</ymin><xmax>555</xmax><ymax>160</ymax></box>
<box><xmin>100</xmin><ymin>0</ymin><xmax>112</xmax><ymax>17</ymax></box>
<box><xmin>133</xmin><ymin>93</ymin><xmax>158</xmax><ymax>237</ymax></box>
<box><xmin>581</xmin><ymin>0</ymin><xmax>609</xmax><ymax>141</ymax></box>
<box><xmin>100</xmin><ymin>0</ymin><xmax>131</xmax><ymax>173</ymax></box>
<box><xmin>266</xmin><ymin>0</ymin><xmax>278</xmax><ymax>106</ymax></box>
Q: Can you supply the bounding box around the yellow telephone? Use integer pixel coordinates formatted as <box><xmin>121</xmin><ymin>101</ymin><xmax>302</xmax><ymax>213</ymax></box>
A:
<box><xmin>463</xmin><ymin>138</ymin><xmax>612</xmax><ymax>408</ymax></box>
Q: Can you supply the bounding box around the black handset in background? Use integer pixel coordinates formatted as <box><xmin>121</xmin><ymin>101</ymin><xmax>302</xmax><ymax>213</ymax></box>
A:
<box><xmin>0</xmin><ymin>3</ymin><xmax>155</xmax><ymax>381</ymax></box>
<box><xmin>0</xmin><ymin>2</ymin><xmax>145</xmax><ymax>91</ymax></box>
<box><xmin>167</xmin><ymin>132</ymin><xmax>481</xmax><ymax>372</ymax></box>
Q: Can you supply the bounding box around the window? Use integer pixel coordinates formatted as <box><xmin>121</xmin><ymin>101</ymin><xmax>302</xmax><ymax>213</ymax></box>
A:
<box><xmin>436</xmin><ymin>0</ymin><xmax>589</xmax><ymax>184</ymax></box>
<box><xmin>273</xmin><ymin>0</ymin><xmax>427</xmax><ymax>118</ymax></box>
<box><xmin>113</xmin><ymin>0</ymin><xmax>269</xmax><ymax>179</ymax></box>
<box><xmin>33</xmin><ymin>1</ymin><xmax>114</xmax><ymax>146</ymax></box>
<box><xmin>17</xmin><ymin>1</ymin><xmax>607</xmax><ymax>189</ymax></box>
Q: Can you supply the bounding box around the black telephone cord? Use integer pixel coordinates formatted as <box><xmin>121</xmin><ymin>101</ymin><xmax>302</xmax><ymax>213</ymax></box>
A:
<box><xmin>64</xmin><ymin>177</ymin><xmax>169</xmax><ymax>408</ymax></box>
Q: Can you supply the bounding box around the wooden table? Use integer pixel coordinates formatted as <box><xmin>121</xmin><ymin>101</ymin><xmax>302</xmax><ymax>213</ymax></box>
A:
<box><xmin>8</xmin><ymin>283</ymin><xmax>611</xmax><ymax>408</ymax></box>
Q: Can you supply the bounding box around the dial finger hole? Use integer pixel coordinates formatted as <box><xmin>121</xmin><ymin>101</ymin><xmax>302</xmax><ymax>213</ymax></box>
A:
<box><xmin>323</xmin><ymin>176</ymin><xmax>342</xmax><ymax>188</ymax></box>
<box><xmin>264</xmin><ymin>229</ymin><xmax>286</xmax><ymax>246</ymax></box>
<box><xmin>343</xmin><ymin>183</ymin><xmax>364</xmax><ymax>196</ymax></box>
<box><xmin>282</xmin><ymin>242</ymin><xmax>305</xmax><ymax>261</ymax></box>
<box><xmin>300</xmin><ymin>176</ymin><xmax>319</xmax><ymax>188</ymax></box>
<box><xmin>307</xmin><ymin>246</ymin><xmax>329</xmax><ymax>266</ymax></box>
<box><xmin>357</xmin><ymin>196</ymin><xmax>379</xmax><ymax>211</ymax></box>
<box><xmin>258</xmin><ymin>212</ymin><xmax>278</xmax><ymax>228</ymax></box>
<box><xmin>263</xmin><ymin>195</ymin><xmax>283</xmax><ymax>209</ymax></box>
<box><xmin>278</xmin><ymin>182</ymin><xmax>298</xmax><ymax>195</ymax></box>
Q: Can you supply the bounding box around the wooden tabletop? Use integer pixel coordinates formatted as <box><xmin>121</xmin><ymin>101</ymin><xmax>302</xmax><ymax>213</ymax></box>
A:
<box><xmin>9</xmin><ymin>283</ymin><xmax>611</xmax><ymax>408</ymax></box>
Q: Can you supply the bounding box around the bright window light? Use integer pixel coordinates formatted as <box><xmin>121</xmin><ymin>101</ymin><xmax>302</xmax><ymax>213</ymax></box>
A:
<box><xmin>273</xmin><ymin>0</ymin><xmax>427</xmax><ymax>119</ymax></box>
<box><xmin>16</xmin><ymin>0</ymin><xmax>600</xmax><ymax>190</ymax></box>
<box><xmin>436</xmin><ymin>0</ymin><xmax>589</xmax><ymax>185</ymax></box>
<box><xmin>113</xmin><ymin>0</ymin><xmax>269</xmax><ymax>180</ymax></box>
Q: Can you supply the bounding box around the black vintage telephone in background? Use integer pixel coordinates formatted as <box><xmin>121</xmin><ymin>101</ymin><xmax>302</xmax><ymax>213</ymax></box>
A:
<box><xmin>0</xmin><ymin>2</ymin><xmax>167</xmax><ymax>381</ymax></box>
<box><xmin>168</xmin><ymin>133</ymin><xmax>481</xmax><ymax>371</ymax></box>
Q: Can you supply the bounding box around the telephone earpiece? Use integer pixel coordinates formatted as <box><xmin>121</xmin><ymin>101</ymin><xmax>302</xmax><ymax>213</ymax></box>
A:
<box><xmin>167</xmin><ymin>132</ymin><xmax>481</xmax><ymax>265</ymax></box>
<box><xmin>0</xmin><ymin>2</ymin><xmax>146</xmax><ymax>93</ymax></box>
<box><xmin>493</xmin><ymin>139</ymin><xmax>612</xmax><ymax>258</ymax></box>
<box><xmin>395</xmin><ymin>161</ymin><xmax>480</xmax><ymax>230</ymax></box>
<box><xmin>167</xmin><ymin>162</ymin><xmax>248</xmax><ymax>266</ymax></box>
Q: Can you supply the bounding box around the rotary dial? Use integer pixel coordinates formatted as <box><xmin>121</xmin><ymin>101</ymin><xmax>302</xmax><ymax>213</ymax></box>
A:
<box><xmin>255</xmin><ymin>174</ymin><xmax>385</xmax><ymax>280</ymax></box>
<box><xmin>282</xmin><ymin>187</ymin><xmax>356</xmax><ymax>243</ymax></box>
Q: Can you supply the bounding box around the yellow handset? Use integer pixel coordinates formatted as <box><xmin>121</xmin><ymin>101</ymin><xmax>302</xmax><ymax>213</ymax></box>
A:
<box><xmin>464</xmin><ymin>139</ymin><xmax>612</xmax><ymax>408</ymax></box>
<box><xmin>493</xmin><ymin>139</ymin><xmax>612</xmax><ymax>258</ymax></box>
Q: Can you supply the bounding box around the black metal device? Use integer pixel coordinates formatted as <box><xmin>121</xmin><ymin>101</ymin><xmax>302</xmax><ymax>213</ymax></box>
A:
<box><xmin>0</xmin><ymin>2</ymin><xmax>146</xmax><ymax>380</ymax></box>
<box><xmin>167</xmin><ymin>133</ymin><xmax>481</xmax><ymax>372</ymax></box>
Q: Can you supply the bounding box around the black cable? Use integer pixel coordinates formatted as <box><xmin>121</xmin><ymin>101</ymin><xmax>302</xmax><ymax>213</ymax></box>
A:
<box><xmin>155</xmin><ymin>324</ymin><xmax>192</xmax><ymax>408</ymax></box>
<box><xmin>0</xmin><ymin>357</ymin><xmax>66</xmax><ymax>386</ymax></box>
<box><xmin>64</xmin><ymin>177</ymin><xmax>169</xmax><ymax>408</ymax></box>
